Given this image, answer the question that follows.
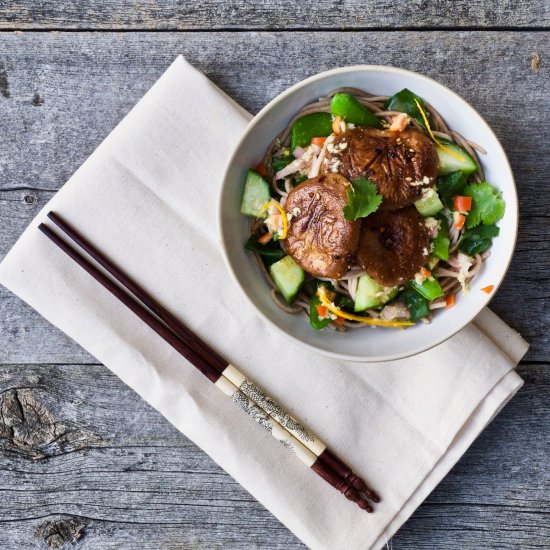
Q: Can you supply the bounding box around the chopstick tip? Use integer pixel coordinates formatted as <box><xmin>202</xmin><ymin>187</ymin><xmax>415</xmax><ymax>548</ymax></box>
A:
<box><xmin>362</xmin><ymin>502</ymin><xmax>373</xmax><ymax>513</ymax></box>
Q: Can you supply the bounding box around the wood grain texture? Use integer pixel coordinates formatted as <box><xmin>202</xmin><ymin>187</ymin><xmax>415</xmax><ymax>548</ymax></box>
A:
<box><xmin>0</xmin><ymin>28</ymin><xmax>548</xmax><ymax>550</ymax></box>
<box><xmin>0</xmin><ymin>363</ymin><xmax>547</xmax><ymax>549</ymax></box>
<box><xmin>0</xmin><ymin>1</ymin><xmax>548</xmax><ymax>30</ymax></box>
<box><xmin>0</xmin><ymin>31</ymin><xmax>548</xmax><ymax>361</ymax></box>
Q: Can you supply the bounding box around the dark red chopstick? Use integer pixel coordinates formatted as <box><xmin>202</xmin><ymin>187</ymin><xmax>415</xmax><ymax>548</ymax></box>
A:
<box><xmin>39</xmin><ymin>212</ymin><xmax>379</xmax><ymax>511</ymax></box>
<box><xmin>46</xmin><ymin>211</ymin><xmax>379</xmax><ymax>503</ymax></box>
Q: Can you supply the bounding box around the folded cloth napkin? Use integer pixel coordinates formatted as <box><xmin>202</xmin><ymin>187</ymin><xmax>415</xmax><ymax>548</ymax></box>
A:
<box><xmin>0</xmin><ymin>56</ymin><xmax>528</xmax><ymax>549</ymax></box>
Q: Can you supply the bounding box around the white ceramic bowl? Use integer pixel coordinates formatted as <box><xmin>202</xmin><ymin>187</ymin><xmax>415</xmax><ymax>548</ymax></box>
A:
<box><xmin>219</xmin><ymin>66</ymin><xmax>517</xmax><ymax>362</ymax></box>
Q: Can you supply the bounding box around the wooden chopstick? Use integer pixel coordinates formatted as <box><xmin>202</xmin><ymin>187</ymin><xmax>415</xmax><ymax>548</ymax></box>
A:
<box><xmin>40</xmin><ymin>212</ymin><xmax>379</xmax><ymax>511</ymax></box>
<box><xmin>46</xmin><ymin>212</ymin><xmax>376</xmax><ymax>501</ymax></box>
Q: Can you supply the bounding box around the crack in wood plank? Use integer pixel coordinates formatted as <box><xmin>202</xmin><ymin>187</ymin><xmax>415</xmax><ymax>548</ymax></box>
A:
<box><xmin>0</xmin><ymin>60</ymin><xmax>9</xmax><ymax>98</ymax></box>
<box><xmin>0</xmin><ymin>1</ymin><xmax>548</xmax><ymax>30</ymax></box>
<box><xmin>0</xmin><ymin>25</ymin><xmax>548</xmax><ymax>550</ymax></box>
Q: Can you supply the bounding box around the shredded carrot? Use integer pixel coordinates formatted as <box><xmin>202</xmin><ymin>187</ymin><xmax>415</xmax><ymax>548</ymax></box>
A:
<box><xmin>445</xmin><ymin>294</ymin><xmax>456</xmax><ymax>309</ymax></box>
<box><xmin>454</xmin><ymin>213</ymin><xmax>466</xmax><ymax>230</ymax></box>
<box><xmin>316</xmin><ymin>304</ymin><xmax>328</xmax><ymax>318</ymax></box>
<box><xmin>421</xmin><ymin>267</ymin><xmax>431</xmax><ymax>278</ymax></box>
<box><xmin>481</xmin><ymin>285</ymin><xmax>494</xmax><ymax>294</ymax></box>
<box><xmin>311</xmin><ymin>137</ymin><xmax>326</xmax><ymax>147</ymax></box>
<box><xmin>255</xmin><ymin>163</ymin><xmax>268</xmax><ymax>178</ymax></box>
<box><xmin>259</xmin><ymin>201</ymin><xmax>289</xmax><ymax>239</ymax></box>
<box><xmin>454</xmin><ymin>195</ymin><xmax>472</xmax><ymax>213</ymax></box>
<box><xmin>335</xmin><ymin>316</ymin><xmax>346</xmax><ymax>326</ymax></box>
<box><xmin>257</xmin><ymin>232</ymin><xmax>273</xmax><ymax>245</ymax></box>
<box><xmin>316</xmin><ymin>286</ymin><xmax>414</xmax><ymax>328</ymax></box>
<box><xmin>414</xmin><ymin>99</ymin><xmax>466</xmax><ymax>162</ymax></box>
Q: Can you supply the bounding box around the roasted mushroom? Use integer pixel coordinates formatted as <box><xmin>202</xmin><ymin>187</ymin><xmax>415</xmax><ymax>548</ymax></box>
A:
<box><xmin>284</xmin><ymin>173</ymin><xmax>360</xmax><ymax>279</ymax></box>
<box><xmin>323</xmin><ymin>127</ymin><xmax>438</xmax><ymax>210</ymax></box>
<box><xmin>356</xmin><ymin>206</ymin><xmax>430</xmax><ymax>287</ymax></box>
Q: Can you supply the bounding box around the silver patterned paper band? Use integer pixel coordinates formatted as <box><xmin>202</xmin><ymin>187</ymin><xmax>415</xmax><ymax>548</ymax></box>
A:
<box><xmin>214</xmin><ymin>375</ymin><xmax>317</xmax><ymax>467</ymax></box>
<box><xmin>222</xmin><ymin>364</ymin><xmax>326</xmax><ymax>456</ymax></box>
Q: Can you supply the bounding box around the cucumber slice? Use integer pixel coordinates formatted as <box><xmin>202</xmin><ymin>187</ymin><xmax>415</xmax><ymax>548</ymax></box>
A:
<box><xmin>354</xmin><ymin>275</ymin><xmax>398</xmax><ymax>312</ymax></box>
<box><xmin>290</xmin><ymin>112</ymin><xmax>333</xmax><ymax>150</ymax></box>
<box><xmin>437</xmin><ymin>139</ymin><xmax>478</xmax><ymax>176</ymax></box>
<box><xmin>240</xmin><ymin>170</ymin><xmax>271</xmax><ymax>218</ymax></box>
<box><xmin>330</xmin><ymin>93</ymin><xmax>383</xmax><ymax>129</ymax></box>
<box><xmin>269</xmin><ymin>255</ymin><xmax>305</xmax><ymax>304</ymax></box>
<box><xmin>414</xmin><ymin>188</ymin><xmax>444</xmax><ymax>217</ymax></box>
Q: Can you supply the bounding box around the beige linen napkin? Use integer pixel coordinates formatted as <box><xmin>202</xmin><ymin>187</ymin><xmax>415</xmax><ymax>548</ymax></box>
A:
<box><xmin>0</xmin><ymin>56</ymin><xmax>528</xmax><ymax>549</ymax></box>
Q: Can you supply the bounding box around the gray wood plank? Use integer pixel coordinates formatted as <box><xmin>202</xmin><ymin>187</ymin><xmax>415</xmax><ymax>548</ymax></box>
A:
<box><xmin>0</xmin><ymin>363</ymin><xmax>547</xmax><ymax>548</ymax></box>
<box><xmin>0</xmin><ymin>31</ymin><xmax>548</xmax><ymax>361</ymax></box>
<box><xmin>0</xmin><ymin>1</ymin><xmax>548</xmax><ymax>30</ymax></box>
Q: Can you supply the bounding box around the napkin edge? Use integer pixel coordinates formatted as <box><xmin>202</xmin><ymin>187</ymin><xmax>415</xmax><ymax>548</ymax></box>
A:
<box><xmin>370</xmin><ymin>369</ymin><xmax>523</xmax><ymax>550</ymax></box>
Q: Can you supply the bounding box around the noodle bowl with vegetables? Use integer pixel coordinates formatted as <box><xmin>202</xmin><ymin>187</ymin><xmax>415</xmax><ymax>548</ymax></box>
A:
<box><xmin>239</xmin><ymin>88</ymin><xmax>505</xmax><ymax>332</ymax></box>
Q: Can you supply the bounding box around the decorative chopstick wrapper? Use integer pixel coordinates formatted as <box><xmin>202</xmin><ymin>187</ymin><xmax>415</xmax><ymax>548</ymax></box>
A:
<box><xmin>221</xmin><ymin>364</ymin><xmax>325</xmax><ymax>455</ymax></box>
<box><xmin>40</xmin><ymin>212</ymin><xmax>379</xmax><ymax>512</ymax></box>
<box><xmin>213</xmin><ymin>375</ymin><xmax>317</xmax><ymax>466</ymax></box>
<box><xmin>221</xmin><ymin>364</ymin><xmax>377</xmax><ymax>499</ymax></box>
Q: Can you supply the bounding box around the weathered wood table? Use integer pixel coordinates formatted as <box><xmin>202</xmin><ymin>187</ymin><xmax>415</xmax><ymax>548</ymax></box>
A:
<box><xmin>1</xmin><ymin>2</ymin><xmax>549</xmax><ymax>548</ymax></box>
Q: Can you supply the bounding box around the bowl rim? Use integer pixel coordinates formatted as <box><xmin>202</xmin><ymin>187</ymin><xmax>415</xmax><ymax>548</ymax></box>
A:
<box><xmin>218</xmin><ymin>64</ymin><xmax>518</xmax><ymax>362</ymax></box>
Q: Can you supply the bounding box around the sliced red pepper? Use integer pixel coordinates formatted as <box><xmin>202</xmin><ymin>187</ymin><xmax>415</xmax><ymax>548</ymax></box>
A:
<box><xmin>255</xmin><ymin>163</ymin><xmax>268</xmax><ymax>178</ymax></box>
<box><xmin>454</xmin><ymin>195</ymin><xmax>472</xmax><ymax>212</ymax></box>
<box><xmin>257</xmin><ymin>232</ymin><xmax>273</xmax><ymax>245</ymax></box>
<box><xmin>316</xmin><ymin>304</ymin><xmax>328</xmax><ymax>318</ymax></box>
<box><xmin>311</xmin><ymin>137</ymin><xmax>327</xmax><ymax>147</ymax></box>
<box><xmin>454</xmin><ymin>212</ymin><xmax>466</xmax><ymax>230</ymax></box>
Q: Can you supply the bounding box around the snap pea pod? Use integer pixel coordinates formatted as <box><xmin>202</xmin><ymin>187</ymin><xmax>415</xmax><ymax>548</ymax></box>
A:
<box><xmin>432</xmin><ymin>215</ymin><xmax>450</xmax><ymax>261</ymax></box>
<box><xmin>290</xmin><ymin>112</ymin><xmax>333</xmax><ymax>150</ymax></box>
<box><xmin>330</xmin><ymin>93</ymin><xmax>383</xmax><ymax>129</ymax></box>
<box><xmin>384</xmin><ymin>88</ymin><xmax>427</xmax><ymax>128</ymax></box>
<box><xmin>411</xmin><ymin>278</ymin><xmax>444</xmax><ymax>301</ymax></box>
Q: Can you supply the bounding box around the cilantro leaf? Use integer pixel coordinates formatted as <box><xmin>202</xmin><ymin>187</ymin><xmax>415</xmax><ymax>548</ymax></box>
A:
<box><xmin>342</xmin><ymin>177</ymin><xmax>382</xmax><ymax>221</ymax></box>
<box><xmin>463</xmin><ymin>182</ymin><xmax>505</xmax><ymax>229</ymax></box>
